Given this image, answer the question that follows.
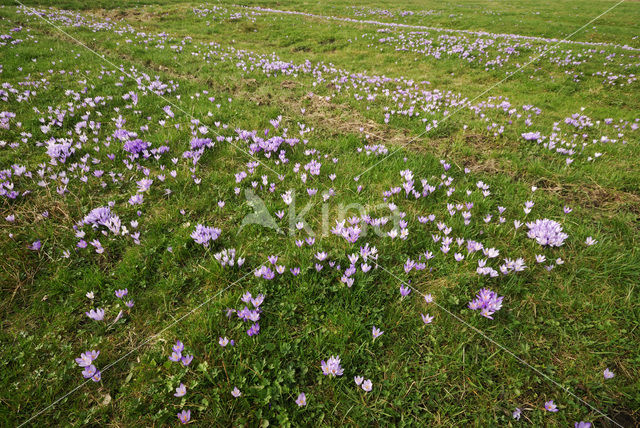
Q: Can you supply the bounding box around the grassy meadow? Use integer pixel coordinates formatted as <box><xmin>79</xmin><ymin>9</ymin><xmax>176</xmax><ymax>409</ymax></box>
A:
<box><xmin>0</xmin><ymin>1</ymin><xmax>639</xmax><ymax>426</ymax></box>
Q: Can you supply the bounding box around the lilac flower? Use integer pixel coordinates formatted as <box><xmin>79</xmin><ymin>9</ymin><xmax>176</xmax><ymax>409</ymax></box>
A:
<box><xmin>468</xmin><ymin>289</ymin><xmax>504</xmax><ymax>319</ymax></box>
<box><xmin>544</xmin><ymin>400</ymin><xmax>559</xmax><ymax>412</ymax></box>
<box><xmin>251</xmin><ymin>294</ymin><xmax>265</xmax><ymax>307</ymax></box>
<box><xmin>421</xmin><ymin>313</ymin><xmax>434</xmax><ymax>324</ymax></box>
<box><xmin>361</xmin><ymin>379</ymin><xmax>373</xmax><ymax>392</ymax></box>
<box><xmin>82</xmin><ymin>364</ymin><xmax>97</xmax><ymax>378</ymax></box>
<box><xmin>115</xmin><ymin>288</ymin><xmax>128</xmax><ymax>298</ymax></box>
<box><xmin>125</xmin><ymin>300</ymin><xmax>134</xmax><ymax>308</ymax></box>
<box><xmin>512</xmin><ymin>408</ymin><xmax>521</xmax><ymax>420</ymax></box>
<box><xmin>91</xmin><ymin>371</ymin><xmax>102</xmax><ymax>382</ymax></box>
<box><xmin>177</xmin><ymin>409</ymin><xmax>191</xmax><ymax>424</ymax></box>
<box><xmin>354</xmin><ymin>376</ymin><xmax>363</xmax><ymax>385</ymax></box>
<box><xmin>219</xmin><ymin>337</ymin><xmax>229</xmax><ymax>347</ymax></box>
<box><xmin>169</xmin><ymin>340</ymin><xmax>183</xmax><ymax>362</ymax></box>
<box><xmin>29</xmin><ymin>240</ymin><xmax>42</xmax><ymax>251</ymax></box>
<box><xmin>175</xmin><ymin>383</ymin><xmax>187</xmax><ymax>397</ymax></box>
<box><xmin>295</xmin><ymin>393</ymin><xmax>307</xmax><ymax>407</ymax></box>
<box><xmin>321</xmin><ymin>355</ymin><xmax>344</xmax><ymax>377</ymax></box>
<box><xmin>575</xmin><ymin>422</ymin><xmax>591</xmax><ymax>428</ymax></box>
<box><xmin>75</xmin><ymin>350</ymin><xmax>99</xmax><ymax>367</ymax></box>
<box><xmin>181</xmin><ymin>355</ymin><xmax>193</xmax><ymax>366</ymax></box>
<box><xmin>86</xmin><ymin>291</ymin><xmax>94</xmax><ymax>300</ymax></box>
<box><xmin>399</xmin><ymin>285</ymin><xmax>411</xmax><ymax>297</ymax></box>
<box><xmin>585</xmin><ymin>236</ymin><xmax>597</xmax><ymax>246</ymax></box>
<box><xmin>85</xmin><ymin>308</ymin><xmax>105</xmax><ymax>321</ymax></box>
<box><xmin>372</xmin><ymin>326</ymin><xmax>384</xmax><ymax>339</ymax></box>
<box><xmin>231</xmin><ymin>387</ymin><xmax>242</xmax><ymax>397</ymax></box>
<box><xmin>526</xmin><ymin>219</ymin><xmax>568</xmax><ymax>247</ymax></box>
<box><xmin>424</xmin><ymin>294</ymin><xmax>433</xmax><ymax>303</ymax></box>
<box><xmin>247</xmin><ymin>323</ymin><xmax>260</xmax><ymax>336</ymax></box>
<box><xmin>603</xmin><ymin>368</ymin><xmax>615</xmax><ymax>379</ymax></box>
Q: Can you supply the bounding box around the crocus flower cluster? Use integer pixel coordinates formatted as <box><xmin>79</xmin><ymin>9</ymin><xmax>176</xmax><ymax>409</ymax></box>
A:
<box><xmin>526</xmin><ymin>219</ymin><xmax>568</xmax><ymax>247</ymax></box>
<box><xmin>214</xmin><ymin>248</ymin><xmax>245</xmax><ymax>267</ymax></box>
<box><xmin>85</xmin><ymin>308</ymin><xmax>105</xmax><ymax>321</ymax></box>
<box><xmin>468</xmin><ymin>288</ymin><xmax>504</xmax><ymax>319</ymax></box>
<box><xmin>190</xmin><ymin>224</ymin><xmax>222</xmax><ymax>247</ymax></box>
<box><xmin>354</xmin><ymin>376</ymin><xmax>373</xmax><ymax>392</ymax></box>
<box><xmin>321</xmin><ymin>355</ymin><xmax>344</xmax><ymax>377</ymax></box>
<box><xmin>168</xmin><ymin>340</ymin><xmax>193</xmax><ymax>366</ymax></box>
<box><xmin>75</xmin><ymin>350</ymin><xmax>101</xmax><ymax>382</ymax></box>
<box><xmin>237</xmin><ymin>291</ymin><xmax>265</xmax><ymax>336</ymax></box>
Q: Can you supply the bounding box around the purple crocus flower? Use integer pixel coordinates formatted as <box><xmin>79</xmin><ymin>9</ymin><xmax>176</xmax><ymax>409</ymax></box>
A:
<box><xmin>81</xmin><ymin>364</ymin><xmax>97</xmax><ymax>379</ymax></box>
<box><xmin>174</xmin><ymin>383</ymin><xmax>187</xmax><ymax>397</ymax></box>
<box><xmin>372</xmin><ymin>326</ymin><xmax>384</xmax><ymax>339</ymax></box>
<box><xmin>421</xmin><ymin>313</ymin><xmax>434</xmax><ymax>324</ymax></box>
<box><xmin>512</xmin><ymin>408</ymin><xmax>521</xmax><ymax>420</ymax></box>
<box><xmin>251</xmin><ymin>294</ymin><xmax>265</xmax><ymax>307</ymax></box>
<box><xmin>399</xmin><ymin>285</ymin><xmax>411</xmax><ymax>297</ymax></box>
<box><xmin>295</xmin><ymin>392</ymin><xmax>307</xmax><ymax>407</ymax></box>
<box><xmin>544</xmin><ymin>400</ymin><xmax>558</xmax><ymax>412</ymax></box>
<box><xmin>177</xmin><ymin>410</ymin><xmax>191</xmax><ymax>424</ymax></box>
<box><xmin>169</xmin><ymin>340</ymin><xmax>183</xmax><ymax>362</ymax></box>
<box><xmin>247</xmin><ymin>323</ymin><xmax>260</xmax><ymax>336</ymax></box>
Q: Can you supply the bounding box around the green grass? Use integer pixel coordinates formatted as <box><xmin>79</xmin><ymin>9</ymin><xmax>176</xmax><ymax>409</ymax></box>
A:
<box><xmin>0</xmin><ymin>1</ymin><xmax>639</xmax><ymax>427</ymax></box>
